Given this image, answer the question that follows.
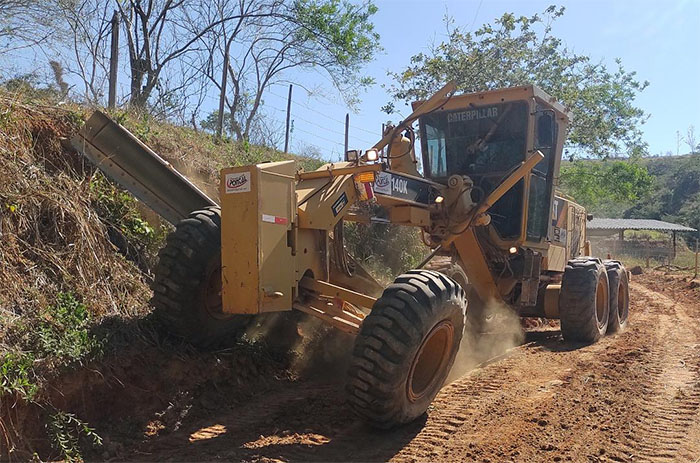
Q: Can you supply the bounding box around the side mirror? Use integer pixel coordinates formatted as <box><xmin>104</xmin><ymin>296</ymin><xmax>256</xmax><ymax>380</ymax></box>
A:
<box><xmin>587</xmin><ymin>213</ymin><xmax>594</xmax><ymax>221</ymax></box>
<box><xmin>535</xmin><ymin>111</ymin><xmax>555</xmax><ymax>149</ymax></box>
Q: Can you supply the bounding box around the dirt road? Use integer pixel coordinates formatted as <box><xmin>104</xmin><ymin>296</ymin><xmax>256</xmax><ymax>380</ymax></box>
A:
<box><xmin>122</xmin><ymin>273</ymin><xmax>700</xmax><ymax>463</ymax></box>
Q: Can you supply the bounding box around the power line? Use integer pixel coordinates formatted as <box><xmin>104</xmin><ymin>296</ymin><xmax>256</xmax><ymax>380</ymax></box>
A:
<box><xmin>293</xmin><ymin>125</ymin><xmax>345</xmax><ymax>148</ymax></box>
<box><xmin>468</xmin><ymin>0</ymin><xmax>485</xmax><ymax>32</ymax></box>
<box><xmin>267</xmin><ymin>87</ymin><xmax>380</xmax><ymax>137</ymax></box>
<box><xmin>265</xmin><ymin>101</ymin><xmax>376</xmax><ymax>146</ymax></box>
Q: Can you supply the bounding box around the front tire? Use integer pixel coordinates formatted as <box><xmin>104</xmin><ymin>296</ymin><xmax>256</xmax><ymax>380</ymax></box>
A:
<box><xmin>559</xmin><ymin>258</ymin><xmax>610</xmax><ymax>343</ymax></box>
<box><xmin>345</xmin><ymin>270</ymin><xmax>467</xmax><ymax>428</ymax></box>
<box><xmin>151</xmin><ymin>206</ymin><xmax>249</xmax><ymax>347</ymax></box>
<box><xmin>424</xmin><ymin>258</ymin><xmax>491</xmax><ymax>332</ymax></box>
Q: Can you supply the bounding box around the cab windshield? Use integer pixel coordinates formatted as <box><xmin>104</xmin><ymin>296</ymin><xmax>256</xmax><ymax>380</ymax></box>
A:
<box><xmin>420</xmin><ymin>101</ymin><xmax>529</xmax><ymax>239</ymax></box>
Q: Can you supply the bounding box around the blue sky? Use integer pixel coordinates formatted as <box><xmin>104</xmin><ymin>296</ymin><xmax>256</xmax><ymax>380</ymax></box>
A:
<box><xmin>267</xmin><ymin>0</ymin><xmax>700</xmax><ymax>159</ymax></box>
<box><xmin>5</xmin><ymin>0</ymin><xmax>697</xmax><ymax>159</ymax></box>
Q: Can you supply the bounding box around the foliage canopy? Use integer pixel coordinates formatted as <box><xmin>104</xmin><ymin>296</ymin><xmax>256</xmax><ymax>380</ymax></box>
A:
<box><xmin>384</xmin><ymin>6</ymin><xmax>649</xmax><ymax>158</ymax></box>
<box><xmin>559</xmin><ymin>160</ymin><xmax>654</xmax><ymax>216</ymax></box>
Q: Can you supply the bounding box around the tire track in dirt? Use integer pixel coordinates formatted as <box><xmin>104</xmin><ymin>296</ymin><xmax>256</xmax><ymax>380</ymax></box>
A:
<box><xmin>611</xmin><ymin>284</ymin><xmax>700</xmax><ymax>463</ymax></box>
<box><xmin>119</xmin><ymin>273</ymin><xmax>700</xmax><ymax>463</ymax></box>
<box><xmin>384</xmin><ymin>279</ymin><xmax>700</xmax><ymax>463</ymax></box>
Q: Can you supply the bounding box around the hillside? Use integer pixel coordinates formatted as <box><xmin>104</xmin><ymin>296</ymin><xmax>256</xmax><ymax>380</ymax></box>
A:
<box><xmin>626</xmin><ymin>154</ymin><xmax>700</xmax><ymax>232</ymax></box>
<box><xmin>559</xmin><ymin>154</ymin><xmax>700</xmax><ymax>232</ymax></box>
<box><xmin>0</xmin><ymin>92</ymin><xmax>322</xmax><ymax>460</ymax></box>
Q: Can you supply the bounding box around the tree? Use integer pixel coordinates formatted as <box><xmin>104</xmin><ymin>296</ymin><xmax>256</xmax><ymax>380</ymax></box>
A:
<box><xmin>559</xmin><ymin>159</ymin><xmax>653</xmax><ymax>215</ymax></box>
<box><xmin>200</xmin><ymin>109</ymin><xmax>284</xmax><ymax>148</ymax></box>
<box><xmin>623</xmin><ymin>155</ymin><xmax>700</xmax><ymax>238</ymax></box>
<box><xmin>38</xmin><ymin>0</ymin><xmax>378</xmax><ymax>132</ymax></box>
<box><xmin>198</xmin><ymin>0</ymin><xmax>380</xmax><ymax>141</ymax></box>
<box><xmin>683</xmin><ymin>125</ymin><xmax>698</xmax><ymax>154</ymax></box>
<box><xmin>52</xmin><ymin>0</ymin><xmax>113</xmax><ymax>104</ymax></box>
<box><xmin>0</xmin><ymin>1</ymin><xmax>55</xmax><ymax>55</ymax></box>
<box><xmin>384</xmin><ymin>6</ymin><xmax>649</xmax><ymax>158</ymax></box>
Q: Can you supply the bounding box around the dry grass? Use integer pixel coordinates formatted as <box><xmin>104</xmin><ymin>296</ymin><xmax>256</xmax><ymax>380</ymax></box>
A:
<box><xmin>0</xmin><ymin>89</ymin><xmax>323</xmax><ymax>459</ymax></box>
<box><xmin>0</xmin><ymin>96</ymin><xmax>152</xmax><ymax>349</ymax></box>
<box><xmin>0</xmin><ymin>90</ymin><xmax>320</xmax><ymax>347</ymax></box>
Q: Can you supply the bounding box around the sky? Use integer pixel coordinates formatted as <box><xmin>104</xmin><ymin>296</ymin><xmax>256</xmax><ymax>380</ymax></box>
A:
<box><xmin>4</xmin><ymin>0</ymin><xmax>698</xmax><ymax>160</ymax></box>
<box><xmin>263</xmin><ymin>0</ymin><xmax>700</xmax><ymax>160</ymax></box>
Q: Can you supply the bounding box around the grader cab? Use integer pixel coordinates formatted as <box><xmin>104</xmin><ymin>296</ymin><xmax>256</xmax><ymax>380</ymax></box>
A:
<box><xmin>73</xmin><ymin>82</ymin><xmax>629</xmax><ymax>429</ymax></box>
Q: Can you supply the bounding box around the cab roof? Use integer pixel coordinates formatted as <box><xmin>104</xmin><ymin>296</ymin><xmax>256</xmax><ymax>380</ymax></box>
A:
<box><xmin>411</xmin><ymin>84</ymin><xmax>572</xmax><ymax>124</ymax></box>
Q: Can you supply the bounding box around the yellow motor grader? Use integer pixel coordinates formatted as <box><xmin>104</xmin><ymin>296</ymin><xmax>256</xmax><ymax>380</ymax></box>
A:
<box><xmin>73</xmin><ymin>82</ymin><xmax>629</xmax><ymax>428</ymax></box>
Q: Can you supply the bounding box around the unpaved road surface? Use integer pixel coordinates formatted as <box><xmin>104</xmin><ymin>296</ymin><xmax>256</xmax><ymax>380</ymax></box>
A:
<box><xmin>125</xmin><ymin>273</ymin><xmax>700</xmax><ymax>462</ymax></box>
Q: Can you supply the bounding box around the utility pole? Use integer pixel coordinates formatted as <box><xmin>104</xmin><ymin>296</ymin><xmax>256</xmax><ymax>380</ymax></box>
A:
<box><xmin>284</xmin><ymin>84</ymin><xmax>292</xmax><ymax>153</ymax></box>
<box><xmin>381</xmin><ymin>123</ymin><xmax>386</xmax><ymax>157</ymax></box>
<box><xmin>695</xmin><ymin>237</ymin><xmax>698</xmax><ymax>279</ymax></box>
<box><xmin>344</xmin><ymin>113</ymin><xmax>349</xmax><ymax>161</ymax></box>
<box><xmin>107</xmin><ymin>10</ymin><xmax>119</xmax><ymax>110</ymax></box>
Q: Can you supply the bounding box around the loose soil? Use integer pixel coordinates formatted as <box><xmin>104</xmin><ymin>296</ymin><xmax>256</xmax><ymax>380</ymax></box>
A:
<box><xmin>15</xmin><ymin>272</ymin><xmax>700</xmax><ymax>462</ymax></box>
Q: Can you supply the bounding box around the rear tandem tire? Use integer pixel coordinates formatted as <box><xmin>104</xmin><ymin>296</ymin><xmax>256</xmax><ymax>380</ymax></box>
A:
<box><xmin>604</xmin><ymin>260</ymin><xmax>630</xmax><ymax>333</ymax></box>
<box><xmin>345</xmin><ymin>269</ymin><xmax>467</xmax><ymax>429</ymax></box>
<box><xmin>559</xmin><ymin>258</ymin><xmax>610</xmax><ymax>344</ymax></box>
<box><xmin>151</xmin><ymin>206</ymin><xmax>250</xmax><ymax>348</ymax></box>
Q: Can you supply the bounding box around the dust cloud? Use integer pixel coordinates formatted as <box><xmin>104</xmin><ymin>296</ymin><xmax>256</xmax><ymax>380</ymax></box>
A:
<box><xmin>447</xmin><ymin>300</ymin><xmax>525</xmax><ymax>383</ymax></box>
<box><xmin>242</xmin><ymin>311</ymin><xmax>354</xmax><ymax>378</ymax></box>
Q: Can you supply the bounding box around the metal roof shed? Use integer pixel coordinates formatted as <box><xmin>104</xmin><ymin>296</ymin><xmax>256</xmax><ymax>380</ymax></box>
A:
<box><xmin>587</xmin><ymin>218</ymin><xmax>697</xmax><ymax>258</ymax></box>
<box><xmin>588</xmin><ymin>218</ymin><xmax>697</xmax><ymax>233</ymax></box>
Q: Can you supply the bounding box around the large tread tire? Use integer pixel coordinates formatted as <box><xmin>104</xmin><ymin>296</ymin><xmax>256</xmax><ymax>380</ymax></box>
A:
<box><xmin>559</xmin><ymin>258</ymin><xmax>610</xmax><ymax>343</ymax></box>
<box><xmin>424</xmin><ymin>258</ymin><xmax>490</xmax><ymax>332</ymax></box>
<box><xmin>151</xmin><ymin>206</ymin><xmax>249</xmax><ymax>347</ymax></box>
<box><xmin>604</xmin><ymin>260</ymin><xmax>629</xmax><ymax>333</ymax></box>
<box><xmin>346</xmin><ymin>269</ymin><xmax>467</xmax><ymax>428</ymax></box>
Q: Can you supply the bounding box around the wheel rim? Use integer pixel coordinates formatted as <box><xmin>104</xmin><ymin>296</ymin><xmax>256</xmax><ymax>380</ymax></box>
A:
<box><xmin>595</xmin><ymin>277</ymin><xmax>607</xmax><ymax>328</ymax></box>
<box><xmin>202</xmin><ymin>258</ymin><xmax>228</xmax><ymax>320</ymax></box>
<box><xmin>407</xmin><ymin>320</ymin><xmax>454</xmax><ymax>402</ymax></box>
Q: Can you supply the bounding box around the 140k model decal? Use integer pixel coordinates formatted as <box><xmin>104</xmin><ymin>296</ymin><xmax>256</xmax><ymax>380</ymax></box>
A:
<box><xmin>373</xmin><ymin>171</ymin><xmax>433</xmax><ymax>205</ymax></box>
<box><xmin>373</xmin><ymin>172</ymin><xmax>408</xmax><ymax>195</ymax></box>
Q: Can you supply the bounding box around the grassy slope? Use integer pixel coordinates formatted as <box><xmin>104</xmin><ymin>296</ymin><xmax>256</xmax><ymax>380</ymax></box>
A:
<box><xmin>0</xmin><ymin>90</ymin><xmax>323</xmax><ymax>460</ymax></box>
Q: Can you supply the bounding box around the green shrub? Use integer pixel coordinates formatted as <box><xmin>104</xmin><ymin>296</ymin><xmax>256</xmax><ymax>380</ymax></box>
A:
<box><xmin>344</xmin><ymin>218</ymin><xmax>427</xmax><ymax>284</ymax></box>
<box><xmin>88</xmin><ymin>173</ymin><xmax>166</xmax><ymax>270</ymax></box>
<box><xmin>0</xmin><ymin>351</ymin><xmax>37</xmax><ymax>400</ymax></box>
<box><xmin>89</xmin><ymin>173</ymin><xmax>155</xmax><ymax>242</ymax></box>
<box><xmin>37</xmin><ymin>293</ymin><xmax>100</xmax><ymax>364</ymax></box>
<box><xmin>47</xmin><ymin>411</ymin><xmax>102</xmax><ymax>463</ymax></box>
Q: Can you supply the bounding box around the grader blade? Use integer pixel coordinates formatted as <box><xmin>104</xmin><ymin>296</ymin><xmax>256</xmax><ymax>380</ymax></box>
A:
<box><xmin>72</xmin><ymin>111</ymin><xmax>218</xmax><ymax>224</ymax></box>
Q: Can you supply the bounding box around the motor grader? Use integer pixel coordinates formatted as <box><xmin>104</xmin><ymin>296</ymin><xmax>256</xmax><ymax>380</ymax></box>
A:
<box><xmin>73</xmin><ymin>82</ymin><xmax>629</xmax><ymax>429</ymax></box>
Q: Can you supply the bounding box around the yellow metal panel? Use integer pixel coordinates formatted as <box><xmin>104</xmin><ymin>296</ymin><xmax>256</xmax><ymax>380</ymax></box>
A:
<box><xmin>389</xmin><ymin>206</ymin><xmax>430</xmax><ymax>227</ymax></box>
<box><xmin>259</xmin><ymin>161</ymin><xmax>297</xmax><ymax>312</ymax></box>
<box><xmin>544</xmin><ymin>284</ymin><xmax>561</xmax><ymax>318</ymax></box>
<box><xmin>547</xmin><ymin>244</ymin><xmax>567</xmax><ymax>272</ymax></box>
<box><xmin>220</xmin><ymin>161</ymin><xmax>296</xmax><ymax>314</ymax></box>
<box><xmin>297</xmin><ymin>177</ymin><xmax>332</xmax><ymax>205</ymax></box>
<box><xmin>295</xmin><ymin>229</ymin><xmax>327</xmax><ymax>283</ymax></box>
<box><xmin>220</xmin><ymin>165</ymin><xmax>260</xmax><ymax>314</ymax></box>
<box><xmin>297</xmin><ymin>174</ymin><xmax>357</xmax><ymax>230</ymax></box>
<box><xmin>453</xmin><ymin>228</ymin><xmax>503</xmax><ymax>304</ymax></box>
